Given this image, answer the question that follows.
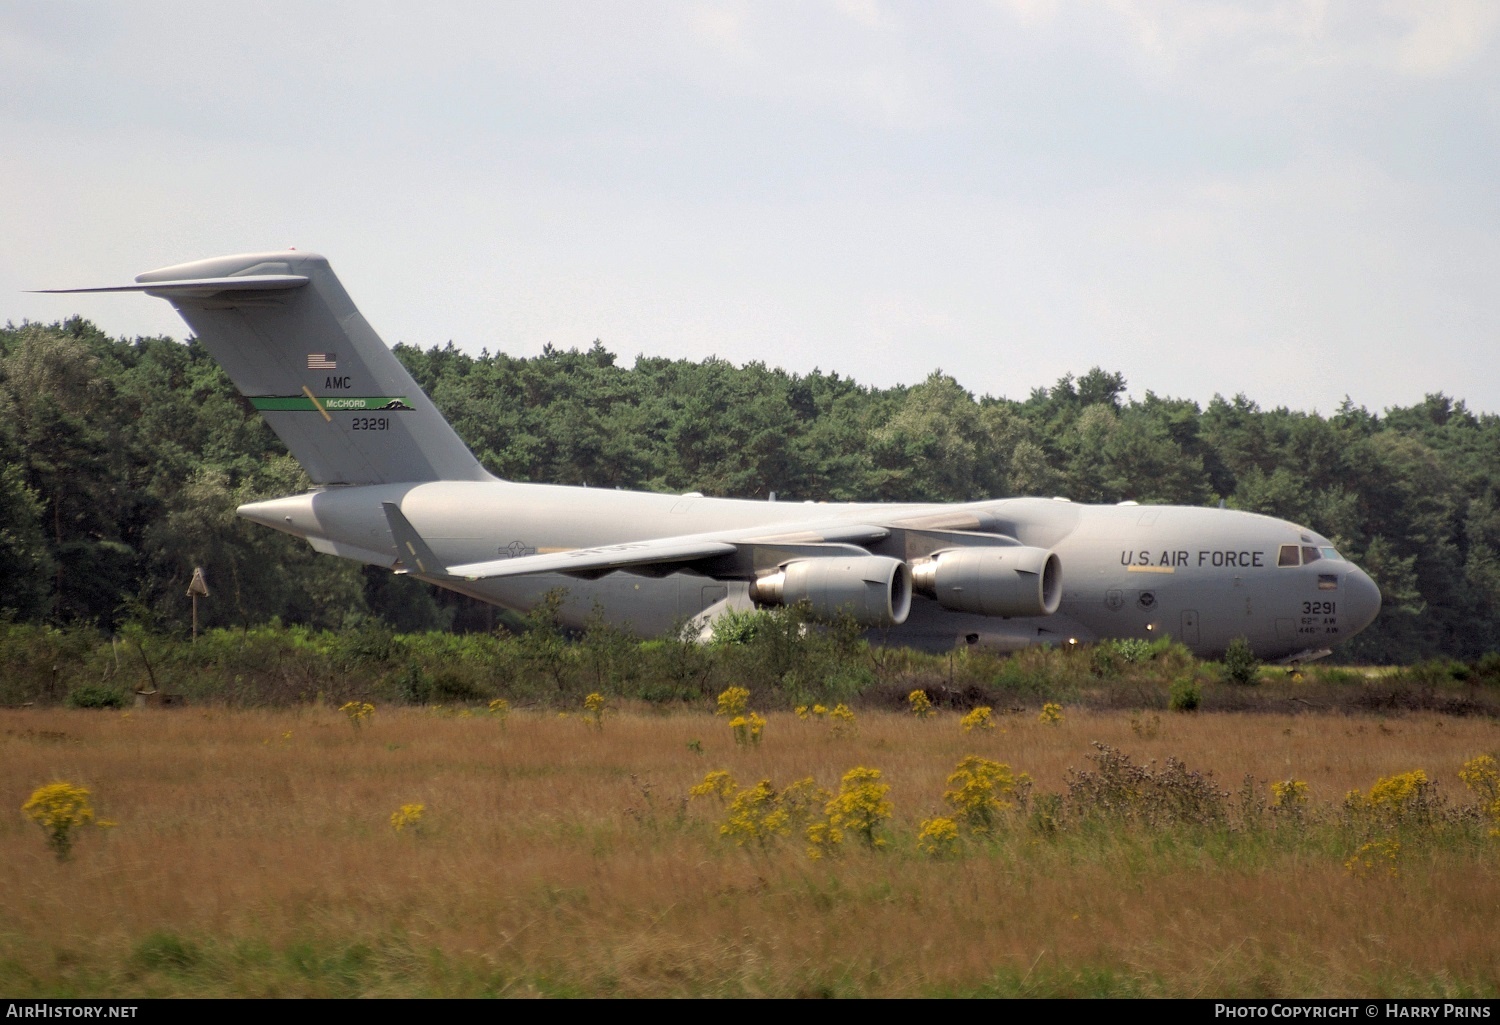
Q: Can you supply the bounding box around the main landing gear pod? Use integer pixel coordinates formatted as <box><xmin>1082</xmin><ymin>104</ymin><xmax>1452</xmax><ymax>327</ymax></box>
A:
<box><xmin>749</xmin><ymin>556</ymin><xmax>913</xmax><ymax>627</ymax></box>
<box><xmin>910</xmin><ymin>547</ymin><xmax>1062</xmax><ymax>618</ymax></box>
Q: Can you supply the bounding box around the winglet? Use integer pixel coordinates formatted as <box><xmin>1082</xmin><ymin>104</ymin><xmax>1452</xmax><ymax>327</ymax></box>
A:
<box><xmin>381</xmin><ymin>502</ymin><xmax>449</xmax><ymax>577</ymax></box>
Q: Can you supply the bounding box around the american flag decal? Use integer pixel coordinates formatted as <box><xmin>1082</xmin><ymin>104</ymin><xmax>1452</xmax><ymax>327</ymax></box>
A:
<box><xmin>307</xmin><ymin>353</ymin><xmax>337</xmax><ymax>370</ymax></box>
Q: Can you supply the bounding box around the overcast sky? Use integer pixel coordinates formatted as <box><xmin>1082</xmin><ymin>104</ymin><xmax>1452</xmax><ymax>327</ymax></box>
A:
<box><xmin>4</xmin><ymin>1</ymin><xmax>1498</xmax><ymax>414</ymax></box>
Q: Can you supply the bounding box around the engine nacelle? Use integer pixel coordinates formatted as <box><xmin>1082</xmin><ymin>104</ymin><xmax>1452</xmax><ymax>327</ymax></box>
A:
<box><xmin>749</xmin><ymin>555</ymin><xmax>913</xmax><ymax>627</ymax></box>
<box><xmin>910</xmin><ymin>546</ymin><xmax>1061</xmax><ymax>618</ymax></box>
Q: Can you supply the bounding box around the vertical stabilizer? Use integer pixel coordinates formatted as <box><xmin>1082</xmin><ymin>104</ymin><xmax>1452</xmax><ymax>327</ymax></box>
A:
<box><xmin>133</xmin><ymin>252</ymin><xmax>492</xmax><ymax>486</ymax></box>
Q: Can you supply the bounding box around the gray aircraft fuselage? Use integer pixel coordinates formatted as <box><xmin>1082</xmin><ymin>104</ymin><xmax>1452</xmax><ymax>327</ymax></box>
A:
<box><xmin>50</xmin><ymin>249</ymin><xmax>1382</xmax><ymax>662</ymax></box>
<box><xmin>240</xmin><ymin>480</ymin><xmax>1380</xmax><ymax>661</ymax></box>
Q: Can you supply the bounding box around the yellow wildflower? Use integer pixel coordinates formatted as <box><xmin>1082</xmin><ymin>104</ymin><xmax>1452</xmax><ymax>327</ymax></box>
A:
<box><xmin>715</xmin><ymin>687</ymin><xmax>750</xmax><ymax>717</ymax></box>
<box><xmin>1345</xmin><ymin>838</ymin><xmax>1401</xmax><ymax>878</ymax></box>
<box><xmin>583</xmin><ymin>692</ymin><xmax>607</xmax><ymax>729</ymax></box>
<box><xmin>916</xmin><ymin>816</ymin><xmax>960</xmax><ymax>858</ymax></box>
<box><xmin>828</xmin><ymin>704</ymin><xmax>856</xmax><ymax>738</ymax></box>
<box><xmin>823</xmin><ymin>766</ymin><xmax>892</xmax><ymax>849</ymax></box>
<box><xmin>1270</xmin><ymin>779</ymin><xmax>1310</xmax><ymax>809</ymax></box>
<box><xmin>22</xmin><ymin>782</ymin><xmax>95</xmax><ymax>860</ymax></box>
<box><xmin>390</xmin><ymin>803</ymin><xmax>425</xmax><ymax>834</ymax></box>
<box><xmin>339</xmin><ymin>701</ymin><xmax>375</xmax><ymax>728</ymax></box>
<box><xmin>943</xmin><ymin>755</ymin><xmax>1027</xmax><ymax>832</ymax></box>
<box><xmin>960</xmin><ymin>706</ymin><xmax>994</xmax><ymax>733</ymax></box>
<box><xmin>689</xmin><ymin>770</ymin><xmax>738</xmax><ymax>802</ymax></box>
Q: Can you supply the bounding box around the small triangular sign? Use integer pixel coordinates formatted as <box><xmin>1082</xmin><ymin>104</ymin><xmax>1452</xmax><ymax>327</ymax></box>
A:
<box><xmin>187</xmin><ymin>567</ymin><xmax>210</xmax><ymax>598</ymax></box>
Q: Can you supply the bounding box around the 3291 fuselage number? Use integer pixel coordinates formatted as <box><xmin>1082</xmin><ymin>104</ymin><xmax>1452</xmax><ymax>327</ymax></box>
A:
<box><xmin>351</xmin><ymin>417</ymin><xmax>390</xmax><ymax>431</ymax></box>
<box><xmin>1302</xmin><ymin>601</ymin><xmax>1335</xmax><ymax>615</ymax></box>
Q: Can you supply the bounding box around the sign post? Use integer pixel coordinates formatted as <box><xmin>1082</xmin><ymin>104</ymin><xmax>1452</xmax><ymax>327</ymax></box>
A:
<box><xmin>186</xmin><ymin>567</ymin><xmax>209</xmax><ymax>641</ymax></box>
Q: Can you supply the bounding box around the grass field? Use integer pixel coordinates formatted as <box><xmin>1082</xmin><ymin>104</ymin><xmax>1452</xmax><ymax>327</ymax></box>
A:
<box><xmin>3</xmin><ymin>703</ymin><xmax>1498</xmax><ymax>997</ymax></box>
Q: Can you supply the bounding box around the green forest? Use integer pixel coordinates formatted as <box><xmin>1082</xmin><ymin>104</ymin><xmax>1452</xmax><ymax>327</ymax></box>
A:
<box><xmin>3</xmin><ymin>316</ymin><xmax>1498</xmax><ymax>665</ymax></box>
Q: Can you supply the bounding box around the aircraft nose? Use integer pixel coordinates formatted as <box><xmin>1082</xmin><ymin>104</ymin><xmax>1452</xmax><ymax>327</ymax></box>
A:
<box><xmin>1343</xmin><ymin>565</ymin><xmax>1382</xmax><ymax>637</ymax></box>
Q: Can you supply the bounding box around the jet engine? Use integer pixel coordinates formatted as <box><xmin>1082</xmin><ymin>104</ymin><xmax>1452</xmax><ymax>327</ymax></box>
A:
<box><xmin>749</xmin><ymin>556</ymin><xmax>913</xmax><ymax>627</ymax></box>
<box><xmin>910</xmin><ymin>547</ymin><xmax>1061</xmax><ymax>618</ymax></box>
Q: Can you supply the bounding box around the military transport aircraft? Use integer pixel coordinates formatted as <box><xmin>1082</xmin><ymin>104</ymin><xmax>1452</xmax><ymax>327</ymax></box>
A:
<box><xmin>45</xmin><ymin>251</ymin><xmax>1381</xmax><ymax>662</ymax></box>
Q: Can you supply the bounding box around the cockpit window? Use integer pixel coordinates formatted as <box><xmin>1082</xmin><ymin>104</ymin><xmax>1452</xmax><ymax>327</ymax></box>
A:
<box><xmin>1319</xmin><ymin>547</ymin><xmax>1343</xmax><ymax>561</ymax></box>
<box><xmin>1301</xmin><ymin>546</ymin><xmax>1322</xmax><ymax>564</ymax></box>
<box><xmin>1278</xmin><ymin>544</ymin><xmax>1300</xmax><ymax>567</ymax></box>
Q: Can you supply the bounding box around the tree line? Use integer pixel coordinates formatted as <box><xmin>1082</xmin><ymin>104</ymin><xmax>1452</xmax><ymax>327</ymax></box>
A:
<box><xmin>2</xmin><ymin>317</ymin><xmax>1497</xmax><ymax>663</ymax></box>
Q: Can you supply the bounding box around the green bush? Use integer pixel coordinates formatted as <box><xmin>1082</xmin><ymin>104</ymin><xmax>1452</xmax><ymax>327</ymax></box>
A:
<box><xmin>1221</xmin><ymin>637</ymin><xmax>1260</xmax><ymax>685</ymax></box>
<box><xmin>392</xmin><ymin>664</ymin><xmax>428</xmax><ymax>704</ymax></box>
<box><xmin>430</xmin><ymin>670</ymin><xmax>487</xmax><ymax>702</ymax></box>
<box><xmin>1113</xmin><ymin>638</ymin><xmax>1154</xmax><ymax>664</ymax></box>
<box><xmin>1089</xmin><ymin>646</ymin><xmax>1121</xmax><ymax>678</ymax></box>
<box><xmin>1168</xmin><ymin>676</ymin><xmax>1201</xmax><ymax>712</ymax></box>
<box><xmin>66</xmin><ymin>683</ymin><xmax>127</xmax><ymax>709</ymax></box>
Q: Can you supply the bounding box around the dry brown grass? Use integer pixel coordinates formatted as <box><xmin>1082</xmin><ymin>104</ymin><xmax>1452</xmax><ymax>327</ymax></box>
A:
<box><xmin>3</xmin><ymin>705</ymin><xmax>1498</xmax><ymax>997</ymax></box>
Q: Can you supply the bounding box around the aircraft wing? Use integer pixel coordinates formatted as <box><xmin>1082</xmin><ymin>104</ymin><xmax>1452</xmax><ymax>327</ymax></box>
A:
<box><xmin>446</xmin><ymin>537</ymin><xmax>739</xmax><ymax>580</ymax></box>
<box><xmin>393</xmin><ymin>499</ymin><xmax>1030</xmax><ymax>584</ymax></box>
<box><xmin>34</xmin><ymin>275</ymin><xmax>310</xmax><ymax>297</ymax></box>
<box><xmin>433</xmin><ymin>520</ymin><xmax>894</xmax><ymax>581</ymax></box>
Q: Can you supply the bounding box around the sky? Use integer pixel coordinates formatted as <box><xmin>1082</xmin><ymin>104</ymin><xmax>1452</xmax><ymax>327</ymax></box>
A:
<box><xmin>3</xmin><ymin>1</ymin><xmax>1498</xmax><ymax>415</ymax></box>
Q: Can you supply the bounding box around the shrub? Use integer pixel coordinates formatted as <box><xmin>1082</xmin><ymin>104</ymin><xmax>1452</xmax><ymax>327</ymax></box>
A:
<box><xmin>1168</xmin><ymin>677</ymin><xmax>1201</xmax><ymax>711</ymax></box>
<box><xmin>66</xmin><ymin>684</ymin><xmax>127</xmax><ymax>709</ymax></box>
<box><xmin>1221</xmin><ymin>637</ymin><xmax>1260</xmax><ymax>685</ymax></box>
<box><xmin>396</xmin><ymin>665</ymin><xmax>431</xmax><ymax>704</ymax></box>
<box><xmin>430</xmin><ymin>670</ymin><xmax>485</xmax><ymax>702</ymax></box>
<box><xmin>1064</xmin><ymin>743</ymin><xmax>1228</xmax><ymax>829</ymax></box>
<box><xmin>708</xmin><ymin>608</ymin><xmax>762</xmax><ymax>646</ymax></box>
<box><xmin>907</xmin><ymin>689</ymin><xmax>935</xmax><ymax>718</ymax></box>
<box><xmin>1089</xmin><ymin>646</ymin><xmax>1121</xmax><ymax>679</ymax></box>
<box><xmin>1037</xmin><ymin>702</ymin><xmax>1064</xmax><ymax>726</ymax></box>
<box><xmin>1089</xmin><ymin>638</ymin><xmax>1153</xmax><ymax>678</ymax></box>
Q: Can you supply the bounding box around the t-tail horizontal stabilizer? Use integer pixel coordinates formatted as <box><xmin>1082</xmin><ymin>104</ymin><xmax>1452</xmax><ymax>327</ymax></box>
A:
<box><xmin>382</xmin><ymin>502</ymin><xmax>449</xmax><ymax>577</ymax></box>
